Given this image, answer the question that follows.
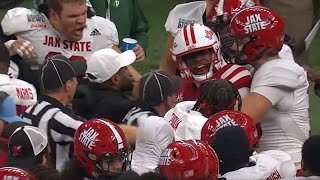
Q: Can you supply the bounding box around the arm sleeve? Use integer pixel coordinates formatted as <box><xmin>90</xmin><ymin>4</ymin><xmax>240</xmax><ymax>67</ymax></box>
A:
<box><xmin>251</xmin><ymin>85</ymin><xmax>290</xmax><ymax>105</ymax></box>
<box><xmin>130</xmin><ymin>0</ymin><xmax>149</xmax><ymax>51</ymax></box>
<box><xmin>157</xmin><ymin>121</ymin><xmax>175</xmax><ymax>151</ymax></box>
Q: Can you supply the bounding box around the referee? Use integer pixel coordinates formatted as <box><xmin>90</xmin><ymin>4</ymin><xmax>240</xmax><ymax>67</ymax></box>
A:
<box><xmin>22</xmin><ymin>54</ymin><xmax>86</xmax><ymax>171</ymax></box>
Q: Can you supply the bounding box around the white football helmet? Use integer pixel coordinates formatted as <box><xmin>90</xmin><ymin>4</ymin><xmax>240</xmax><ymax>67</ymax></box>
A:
<box><xmin>172</xmin><ymin>24</ymin><xmax>224</xmax><ymax>83</ymax></box>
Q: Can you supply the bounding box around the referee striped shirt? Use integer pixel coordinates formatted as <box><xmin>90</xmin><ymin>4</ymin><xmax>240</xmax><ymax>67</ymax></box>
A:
<box><xmin>22</xmin><ymin>95</ymin><xmax>85</xmax><ymax>171</ymax></box>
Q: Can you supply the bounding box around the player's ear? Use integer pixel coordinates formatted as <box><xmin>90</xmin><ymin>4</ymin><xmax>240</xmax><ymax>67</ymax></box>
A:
<box><xmin>49</xmin><ymin>9</ymin><xmax>59</xmax><ymax>22</ymax></box>
<box><xmin>64</xmin><ymin>79</ymin><xmax>72</xmax><ymax>92</ymax></box>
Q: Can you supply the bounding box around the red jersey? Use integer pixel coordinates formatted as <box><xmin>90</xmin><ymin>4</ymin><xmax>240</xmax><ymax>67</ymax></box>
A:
<box><xmin>176</xmin><ymin>64</ymin><xmax>251</xmax><ymax>102</ymax></box>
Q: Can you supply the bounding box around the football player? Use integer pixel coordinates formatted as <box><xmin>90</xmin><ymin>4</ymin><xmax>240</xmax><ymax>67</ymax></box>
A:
<box><xmin>0</xmin><ymin>40</ymin><xmax>37</xmax><ymax>116</ymax></box>
<box><xmin>1</xmin><ymin>0</ymin><xmax>142</xmax><ymax>88</ymax></box>
<box><xmin>164</xmin><ymin>79</ymin><xmax>242</xmax><ymax>141</ymax></box>
<box><xmin>160</xmin><ymin>0</ymin><xmax>261</xmax><ymax>75</ymax></box>
<box><xmin>230</xmin><ymin>6</ymin><xmax>310</xmax><ymax>172</ymax></box>
<box><xmin>172</xmin><ymin>23</ymin><xmax>251</xmax><ymax>102</ymax></box>
<box><xmin>61</xmin><ymin>118</ymin><xmax>131</xmax><ymax>179</ymax></box>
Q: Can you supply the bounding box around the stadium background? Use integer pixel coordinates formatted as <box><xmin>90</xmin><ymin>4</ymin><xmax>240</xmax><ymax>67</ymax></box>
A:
<box><xmin>1</xmin><ymin>0</ymin><xmax>319</xmax><ymax>134</ymax></box>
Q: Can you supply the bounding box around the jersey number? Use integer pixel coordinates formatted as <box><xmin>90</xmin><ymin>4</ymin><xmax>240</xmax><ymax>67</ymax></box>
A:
<box><xmin>45</xmin><ymin>52</ymin><xmax>87</xmax><ymax>63</ymax></box>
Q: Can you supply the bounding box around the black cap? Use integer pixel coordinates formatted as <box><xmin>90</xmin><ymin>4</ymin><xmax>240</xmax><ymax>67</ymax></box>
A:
<box><xmin>210</xmin><ymin>126</ymin><xmax>251</xmax><ymax>175</ymax></box>
<box><xmin>8</xmin><ymin>126</ymin><xmax>48</xmax><ymax>169</ymax></box>
<box><xmin>39</xmin><ymin>54</ymin><xmax>87</xmax><ymax>91</ymax></box>
<box><xmin>139</xmin><ymin>70</ymin><xmax>175</xmax><ymax>108</ymax></box>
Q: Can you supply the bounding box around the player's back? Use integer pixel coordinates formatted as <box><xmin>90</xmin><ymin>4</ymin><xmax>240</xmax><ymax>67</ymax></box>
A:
<box><xmin>1</xmin><ymin>7</ymin><xmax>118</xmax><ymax>69</ymax></box>
<box><xmin>0</xmin><ymin>74</ymin><xmax>37</xmax><ymax>115</ymax></box>
<box><xmin>222</xmin><ymin>150</ymin><xmax>296</xmax><ymax>180</ymax></box>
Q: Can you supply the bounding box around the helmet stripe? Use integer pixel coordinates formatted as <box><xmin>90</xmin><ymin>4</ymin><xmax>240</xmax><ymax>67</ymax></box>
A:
<box><xmin>183</xmin><ymin>25</ymin><xmax>190</xmax><ymax>46</ymax></box>
<box><xmin>217</xmin><ymin>0</ymin><xmax>225</xmax><ymax>16</ymax></box>
<box><xmin>189</xmin><ymin>24</ymin><xmax>197</xmax><ymax>44</ymax></box>
<box><xmin>98</xmin><ymin>119</ymin><xmax>124</xmax><ymax>149</ymax></box>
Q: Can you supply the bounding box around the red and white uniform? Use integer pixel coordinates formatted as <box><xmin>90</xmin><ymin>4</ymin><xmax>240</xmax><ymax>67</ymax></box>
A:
<box><xmin>0</xmin><ymin>74</ymin><xmax>37</xmax><ymax>115</ymax></box>
<box><xmin>251</xmin><ymin>58</ymin><xmax>309</xmax><ymax>170</ymax></box>
<box><xmin>222</xmin><ymin>150</ymin><xmax>296</xmax><ymax>180</ymax></box>
<box><xmin>164</xmin><ymin>101</ymin><xmax>207</xmax><ymax>141</ymax></box>
<box><xmin>1</xmin><ymin>7</ymin><xmax>118</xmax><ymax>69</ymax></box>
<box><xmin>132</xmin><ymin>116</ymin><xmax>174</xmax><ymax>175</ymax></box>
<box><xmin>176</xmin><ymin>63</ymin><xmax>251</xmax><ymax>102</ymax></box>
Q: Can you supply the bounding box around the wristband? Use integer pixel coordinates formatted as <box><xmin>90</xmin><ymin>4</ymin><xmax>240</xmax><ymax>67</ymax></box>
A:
<box><xmin>4</xmin><ymin>40</ymin><xmax>15</xmax><ymax>49</ymax></box>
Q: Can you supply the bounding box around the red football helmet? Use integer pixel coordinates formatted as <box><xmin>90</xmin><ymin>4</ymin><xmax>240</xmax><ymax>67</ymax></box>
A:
<box><xmin>201</xmin><ymin>110</ymin><xmax>258</xmax><ymax>146</ymax></box>
<box><xmin>157</xmin><ymin>140</ymin><xmax>219</xmax><ymax>180</ymax></box>
<box><xmin>229</xmin><ymin>6</ymin><xmax>285</xmax><ymax>64</ymax></box>
<box><xmin>0</xmin><ymin>167</ymin><xmax>35</xmax><ymax>180</ymax></box>
<box><xmin>74</xmin><ymin>118</ymin><xmax>131</xmax><ymax>178</ymax></box>
<box><xmin>206</xmin><ymin>0</ymin><xmax>261</xmax><ymax>49</ymax></box>
<box><xmin>207</xmin><ymin>0</ymin><xmax>246</xmax><ymax>25</ymax></box>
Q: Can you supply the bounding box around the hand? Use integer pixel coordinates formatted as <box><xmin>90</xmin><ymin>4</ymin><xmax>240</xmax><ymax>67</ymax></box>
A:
<box><xmin>10</xmin><ymin>39</ymin><xmax>37</xmax><ymax>59</ymax></box>
<box><xmin>133</xmin><ymin>44</ymin><xmax>145</xmax><ymax>62</ymax></box>
<box><xmin>302</xmin><ymin>65</ymin><xmax>320</xmax><ymax>82</ymax></box>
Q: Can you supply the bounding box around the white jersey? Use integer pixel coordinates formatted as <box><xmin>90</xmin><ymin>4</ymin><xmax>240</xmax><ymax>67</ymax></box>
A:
<box><xmin>0</xmin><ymin>74</ymin><xmax>37</xmax><ymax>115</ymax></box>
<box><xmin>1</xmin><ymin>8</ymin><xmax>118</xmax><ymax>69</ymax></box>
<box><xmin>251</xmin><ymin>58</ymin><xmax>310</xmax><ymax>169</ymax></box>
<box><xmin>122</xmin><ymin>107</ymin><xmax>153</xmax><ymax>127</ymax></box>
<box><xmin>222</xmin><ymin>150</ymin><xmax>296</xmax><ymax>180</ymax></box>
<box><xmin>164</xmin><ymin>101</ymin><xmax>207</xmax><ymax>141</ymax></box>
<box><xmin>131</xmin><ymin>116</ymin><xmax>174</xmax><ymax>175</ymax></box>
<box><xmin>279</xmin><ymin>44</ymin><xmax>294</xmax><ymax>61</ymax></box>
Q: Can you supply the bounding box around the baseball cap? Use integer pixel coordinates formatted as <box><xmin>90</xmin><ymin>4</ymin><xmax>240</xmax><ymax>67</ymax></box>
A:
<box><xmin>8</xmin><ymin>126</ymin><xmax>48</xmax><ymax>169</ymax></box>
<box><xmin>86</xmin><ymin>48</ymin><xmax>136</xmax><ymax>83</ymax></box>
<box><xmin>0</xmin><ymin>92</ymin><xmax>22</xmax><ymax>123</ymax></box>
<box><xmin>39</xmin><ymin>54</ymin><xmax>87</xmax><ymax>91</ymax></box>
<box><xmin>139</xmin><ymin>70</ymin><xmax>175</xmax><ymax>108</ymax></box>
<box><xmin>210</xmin><ymin>126</ymin><xmax>251</xmax><ymax>175</ymax></box>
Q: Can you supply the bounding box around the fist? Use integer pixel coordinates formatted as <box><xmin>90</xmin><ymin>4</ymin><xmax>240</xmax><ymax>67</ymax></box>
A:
<box><xmin>10</xmin><ymin>39</ymin><xmax>37</xmax><ymax>59</ymax></box>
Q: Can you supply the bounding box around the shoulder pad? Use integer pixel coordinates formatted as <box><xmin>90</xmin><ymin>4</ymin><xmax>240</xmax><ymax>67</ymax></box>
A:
<box><xmin>164</xmin><ymin>101</ymin><xmax>196</xmax><ymax>123</ymax></box>
<box><xmin>88</xmin><ymin>16</ymin><xmax>119</xmax><ymax>45</ymax></box>
<box><xmin>164</xmin><ymin>1</ymin><xmax>205</xmax><ymax>37</ymax></box>
<box><xmin>279</xmin><ymin>44</ymin><xmax>294</xmax><ymax>61</ymax></box>
<box><xmin>259</xmin><ymin>150</ymin><xmax>296</xmax><ymax>178</ymax></box>
<box><xmin>252</xmin><ymin>60</ymin><xmax>308</xmax><ymax>90</ymax></box>
<box><xmin>1</xmin><ymin>7</ymin><xmax>48</xmax><ymax>35</ymax></box>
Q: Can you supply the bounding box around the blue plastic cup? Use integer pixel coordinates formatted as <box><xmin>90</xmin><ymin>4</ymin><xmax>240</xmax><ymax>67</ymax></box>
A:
<box><xmin>122</xmin><ymin>38</ymin><xmax>137</xmax><ymax>52</ymax></box>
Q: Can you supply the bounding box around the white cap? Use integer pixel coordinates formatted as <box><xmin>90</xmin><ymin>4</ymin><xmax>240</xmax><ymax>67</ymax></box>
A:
<box><xmin>86</xmin><ymin>48</ymin><xmax>136</xmax><ymax>83</ymax></box>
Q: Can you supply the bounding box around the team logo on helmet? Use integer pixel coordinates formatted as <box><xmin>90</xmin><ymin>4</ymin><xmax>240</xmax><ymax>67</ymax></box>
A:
<box><xmin>201</xmin><ymin>110</ymin><xmax>258</xmax><ymax>146</ymax></box>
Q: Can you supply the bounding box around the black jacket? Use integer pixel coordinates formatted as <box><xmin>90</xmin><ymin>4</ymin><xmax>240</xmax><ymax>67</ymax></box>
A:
<box><xmin>73</xmin><ymin>82</ymin><xmax>135</xmax><ymax>124</ymax></box>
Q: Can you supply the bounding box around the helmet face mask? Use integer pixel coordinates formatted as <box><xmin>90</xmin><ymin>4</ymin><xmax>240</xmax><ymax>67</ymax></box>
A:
<box><xmin>229</xmin><ymin>6</ymin><xmax>285</xmax><ymax>64</ymax></box>
<box><xmin>74</xmin><ymin>119</ymin><xmax>131</xmax><ymax>178</ymax></box>
<box><xmin>97</xmin><ymin>150</ymin><xmax>132</xmax><ymax>177</ymax></box>
<box><xmin>178</xmin><ymin>48</ymin><xmax>215</xmax><ymax>82</ymax></box>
